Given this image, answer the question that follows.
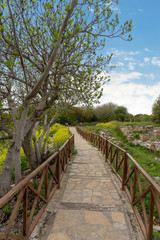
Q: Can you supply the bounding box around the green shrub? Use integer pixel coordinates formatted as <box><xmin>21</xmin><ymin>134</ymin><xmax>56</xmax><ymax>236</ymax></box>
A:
<box><xmin>0</xmin><ymin>148</ymin><xmax>8</xmax><ymax>172</ymax></box>
<box><xmin>96</xmin><ymin>121</ymin><xmax>118</xmax><ymax>130</ymax></box>
<box><xmin>21</xmin><ymin>148</ymin><xmax>29</xmax><ymax>171</ymax></box>
<box><xmin>53</xmin><ymin>128</ymin><xmax>70</xmax><ymax>149</ymax></box>
<box><xmin>49</xmin><ymin>123</ymin><xmax>65</xmax><ymax>134</ymax></box>
<box><xmin>0</xmin><ymin>147</ymin><xmax>29</xmax><ymax>173</ymax></box>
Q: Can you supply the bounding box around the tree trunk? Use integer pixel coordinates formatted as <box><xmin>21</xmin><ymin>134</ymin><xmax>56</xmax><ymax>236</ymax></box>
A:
<box><xmin>43</xmin><ymin>127</ymin><xmax>50</xmax><ymax>155</ymax></box>
<box><xmin>38</xmin><ymin>113</ymin><xmax>48</xmax><ymax>155</ymax></box>
<box><xmin>22</xmin><ymin>124</ymin><xmax>38</xmax><ymax>171</ymax></box>
<box><xmin>33</xmin><ymin>122</ymin><xmax>42</xmax><ymax>166</ymax></box>
<box><xmin>0</xmin><ymin>139</ymin><xmax>16</xmax><ymax>197</ymax></box>
<box><xmin>0</xmin><ymin>105</ymin><xmax>29</xmax><ymax>196</ymax></box>
<box><xmin>14</xmin><ymin>105</ymin><xmax>29</xmax><ymax>184</ymax></box>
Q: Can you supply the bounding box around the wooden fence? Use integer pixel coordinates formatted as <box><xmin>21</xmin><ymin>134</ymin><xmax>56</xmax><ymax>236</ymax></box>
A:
<box><xmin>0</xmin><ymin>134</ymin><xmax>74</xmax><ymax>240</ymax></box>
<box><xmin>77</xmin><ymin>127</ymin><xmax>160</xmax><ymax>240</ymax></box>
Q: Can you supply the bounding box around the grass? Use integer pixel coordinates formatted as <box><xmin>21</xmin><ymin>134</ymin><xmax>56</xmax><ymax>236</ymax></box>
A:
<box><xmin>83</xmin><ymin>121</ymin><xmax>160</xmax><ymax>239</ymax></box>
<box><xmin>84</xmin><ymin>121</ymin><xmax>160</xmax><ymax>179</ymax></box>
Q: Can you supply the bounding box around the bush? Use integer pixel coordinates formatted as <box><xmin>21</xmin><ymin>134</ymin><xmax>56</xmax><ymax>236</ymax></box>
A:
<box><xmin>21</xmin><ymin>148</ymin><xmax>29</xmax><ymax>171</ymax></box>
<box><xmin>0</xmin><ymin>148</ymin><xmax>8</xmax><ymax>172</ymax></box>
<box><xmin>96</xmin><ymin>121</ymin><xmax>118</xmax><ymax>130</ymax></box>
<box><xmin>52</xmin><ymin>128</ymin><xmax>70</xmax><ymax>149</ymax></box>
<box><xmin>0</xmin><ymin>147</ymin><xmax>29</xmax><ymax>173</ymax></box>
<box><xmin>49</xmin><ymin>123</ymin><xmax>65</xmax><ymax>135</ymax></box>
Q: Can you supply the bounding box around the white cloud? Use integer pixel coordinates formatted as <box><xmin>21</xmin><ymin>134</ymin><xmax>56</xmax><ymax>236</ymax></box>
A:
<box><xmin>138</xmin><ymin>9</ymin><xmax>144</xmax><ymax>12</ymax></box>
<box><xmin>109</xmin><ymin>49</ymin><xmax>140</xmax><ymax>59</ymax></box>
<box><xmin>89</xmin><ymin>8</ymin><xmax>94</xmax><ymax>12</ymax></box>
<box><xmin>99</xmin><ymin>71</ymin><xmax>160</xmax><ymax>115</ymax></box>
<box><xmin>111</xmin><ymin>6</ymin><xmax>121</xmax><ymax>14</ymax></box>
<box><xmin>113</xmin><ymin>50</ymin><xmax>140</xmax><ymax>57</ymax></box>
<box><xmin>144</xmin><ymin>73</ymin><xmax>155</xmax><ymax>80</ymax></box>
<box><xmin>128</xmin><ymin>62</ymin><xmax>136</xmax><ymax>70</ymax></box>
<box><xmin>124</xmin><ymin>57</ymin><xmax>134</xmax><ymax>61</ymax></box>
<box><xmin>116</xmin><ymin>62</ymin><xmax>124</xmax><ymax>67</ymax></box>
<box><xmin>144</xmin><ymin>48</ymin><xmax>152</xmax><ymax>53</ymax></box>
<box><xmin>144</xmin><ymin>57</ymin><xmax>150</xmax><ymax>62</ymax></box>
<box><xmin>139</xmin><ymin>62</ymin><xmax>145</xmax><ymax>67</ymax></box>
<box><xmin>151</xmin><ymin>57</ymin><xmax>160</xmax><ymax>67</ymax></box>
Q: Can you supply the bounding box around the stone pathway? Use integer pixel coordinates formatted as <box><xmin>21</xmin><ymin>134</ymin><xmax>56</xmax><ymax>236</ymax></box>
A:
<box><xmin>30</xmin><ymin>127</ymin><xmax>144</xmax><ymax>240</ymax></box>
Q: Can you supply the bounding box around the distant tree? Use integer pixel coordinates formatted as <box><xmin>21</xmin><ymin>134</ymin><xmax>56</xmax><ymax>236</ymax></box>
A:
<box><xmin>152</xmin><ymin>95</ymin><xmax>160</xmax><ymax>124</ymax></box>
<box><xmin>58</xmin><ymin>106</ymin><xmax>94</xmax><ymax>124</ymax></box>
<box><xmin>114</xmin><ymin>106</ymin><xmax>129</xmax><ymax>122</ymax></box>
<box><xmin>93</xmin><ymin>103</ymin><xmax>117</xmax><ymax>122</ymax></box>
<box><xmin>134</xmin><ymin>114</ymin><xmax>151</xmax><ymax>122</ymax></box>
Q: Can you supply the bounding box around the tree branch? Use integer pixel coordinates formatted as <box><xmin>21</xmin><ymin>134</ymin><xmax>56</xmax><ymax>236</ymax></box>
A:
<box><xmin>25</xmin><ymin>0</ymin><xmax>77</xmax><ymax>102</ymax></box>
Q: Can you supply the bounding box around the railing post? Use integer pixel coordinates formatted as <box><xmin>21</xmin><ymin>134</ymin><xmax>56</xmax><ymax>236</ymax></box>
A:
<box><xmin>56</xmin><ymin>150</ymin><xmax>61</xmax><ymax>189</ymax></box>
<box><xmin>98</xmin><ymin>135</ymin><xmax>100</xmax><ymax>150</ymax></box>
<box><xmin>23</xmin><ymin>187</ymin><xmax>28</xmax><ymax>236</ymax></box>
<box><xmin>148</xmin><ymin>189</ymin><xmax>154</xmax><ymax>240</ymax></box>
<box><xmin>132</xmin><ymin>167</ymin><xmax>137</xmax><ymax>203</ymax></box>
<box><xmin>45</xmin><ymin>165</ymin><xmax>49</xmax><ymax>200</ymax></box>
<box><xmin>69</xmin><ymin>138</ymin><xmax>71</xmax><ymax>157</ymax></box>
<box><xmin>122</xmin><ymin>152</ymin><xmax>128</xmax><ymax>191</ymax></box>
<box><xmin>109</xmin><ymin>145</ymin><xmax>112</xmax><ymax>163</ymax></box>
<box><xmin>68</xmin><ymin>140</ymin><xmax>70</xmax><ymax>158</ymax></box>
<box><xmin>103</xmin><ymin>139</ymin><xmax>105</xmax><ymax>154</ymax></box>
<box><xmin>105</xmin><ymin>140</ymin><xmax>108</xmax><ymax>162</ymax></box>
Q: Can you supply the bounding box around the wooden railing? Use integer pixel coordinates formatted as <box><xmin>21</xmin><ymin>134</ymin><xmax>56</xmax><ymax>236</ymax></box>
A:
<box><xmin>0</xmin><ymin>134</ymin><xmax>74</xmax><ymax>240</ymax></box>
<box><xmin>77</xmin><ymin>127</ymin><xmax>160</xmax><ymax>240</ymax></box>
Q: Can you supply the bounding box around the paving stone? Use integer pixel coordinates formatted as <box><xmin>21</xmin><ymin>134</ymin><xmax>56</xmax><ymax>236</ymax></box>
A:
<box><xmin>47</xmin><ymin>233</ymin><xmax>70</xmax><ymax>240</ymax></box>
<box><xmin>84</xmin><ymin>211</ymin><xmax>111</xmax><ymax>225</ymax></box>
<box><xmin>111</xmin><ymin>212</ymin><xmax>126</xmax><ymax>225</ymax></box>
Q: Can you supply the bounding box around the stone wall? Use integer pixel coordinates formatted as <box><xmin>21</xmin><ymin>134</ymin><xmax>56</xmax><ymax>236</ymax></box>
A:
<box><xmin>120</xmin><ymin>125</ymin><xmax>160</xmax><ymax>152</ymax></box>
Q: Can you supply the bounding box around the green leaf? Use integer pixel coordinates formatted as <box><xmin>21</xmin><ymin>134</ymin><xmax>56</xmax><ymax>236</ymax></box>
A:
<box><xmin>65</xmin><ymin>4</ymin><xmax>71</xmax><ymax>12</ymax></box>
<box><xmin>54</xmin><ymin>32</ymin><xmax>59</xmax><ymax>40</ymax></box>
<box><xmin>2</xmin><ymin>3</ymin><xmax>7</xmax><ymax>8</ymax></box>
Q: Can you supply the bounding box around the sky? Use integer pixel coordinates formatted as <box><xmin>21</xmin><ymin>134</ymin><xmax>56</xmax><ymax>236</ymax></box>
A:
<box><xmin>98</xmin><ymin>0</ymin><xmax>160</xmax><ymax>116</ymax></box>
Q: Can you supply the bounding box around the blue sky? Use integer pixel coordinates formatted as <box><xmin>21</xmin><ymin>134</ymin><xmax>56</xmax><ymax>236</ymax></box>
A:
<box><xmin>99</xmin><ymin>0</ymin><xmax>160</xmax><ymax>115</ymax></box>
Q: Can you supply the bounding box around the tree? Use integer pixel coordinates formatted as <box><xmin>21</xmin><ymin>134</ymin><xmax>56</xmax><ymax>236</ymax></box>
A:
<box><xmin>114</xmin><ymin>106</ymin><xmax>129</xmax><ymax>122</ymax></box>
<box><xmin>93</xmin><ymin>102</ymin><xmax>117</xmax><ymax>122</ymax></box>
<box><xmin>152</xmin><ymin>95</ymin><xmax>160</xmax><ymax>124</ymax></box>
<box><xmin>0</xmin><ymin>0</ymin><xmax>132</xmax><ymax>196</ymax></box>
<box><xmin>133</xmin><ymin>114</ymin><xmax>151</xmax><ymax>122</ymax></box>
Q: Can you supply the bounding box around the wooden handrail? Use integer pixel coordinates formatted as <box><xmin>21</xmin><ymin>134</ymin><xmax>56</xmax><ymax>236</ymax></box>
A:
<box><xmin>77</xmin><ymin>126</ymin><xmax>160</xmax><ymax>240</ymax></box>
<box><xmin>0</xmin><ymin>134</ymin><xmax>74</xmax><ymax>239</ymax></box>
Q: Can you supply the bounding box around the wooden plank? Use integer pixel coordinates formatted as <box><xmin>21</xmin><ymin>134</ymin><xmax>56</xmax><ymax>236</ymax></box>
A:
<box><xmin>48</xmin><ymin>165</ymin><xmax>58</xmax><ymax>184</ymax></box>
<box><xmin>124</xmin><ymin>167</ymin><xmax>135</xmax><ymax>185</ymax></box>
<box><xmin>27</xmin><ymin>201</ymin><xmax>47</xmax><ymax>237</ymax></box>
<box><xmin>116</xmin><ymin>155</ymin><xmax>125</xmax><ymax>173</ymax></box>
<box><xmin>0</xmin><ymin>152</ymin><xmax>59</xmax><ymax>208</ymax></box>
<box><xmin>27</xmin><ymin>167</ymin><xmax>47</xmax><ymax>231</ymax></box>
<box><xmin>28</xmin><ymin>184</ymin><xmax>47</xmax><ymax>203</ymax></box>
<box><xmin>148</xmin><ymin>190</ymin><xmax>154</xmax><ymax>240</ymax></box>
<box><xmin>132</xmin><ymin>167</ymin><xmax>137</xmax><ymax>203</ymax></box>
<box><xmin>136</xmin><ymin>171</ymin><xmax>149</xmax><ymax>234</ymax></box>
<box><xmin>152</xmin><ymin>188</ymin><xmax>160</xmax><ymax>218</ymax></box>
<box><xmin>0</xmin><ymin>234</ymin><xmax>27</xmax><ymax>239</ymax></box>
<box><xmin>122</xmin><ymin>153</ymin><xmax>128</xmax><ymax>191</ymax></box>
<box><xmin>133</xmin><ymin>186</ymin><xmax>151</xmax><ymax>206</ymax></box>
<box><xmin>133</xmin><ymin>206</ymin><xmax>147</xmax><ymax>240</ymax></box>
<box><xmin>127</xmin><ymin>153</ymin><xmax>160</xmax><ymax>193</ymax></box>
<box><xmin>23</xmin><ymin>188</ymin><xmax>28</xmax><ymax>236</ymax></box>
<box><xmin>45</xmin><ymin>165</ymin><xmax>49</xmax><ymax>200</ymax></box>
<box><xmin>4</xmin><ymin>188</ymin><xmax>26</xmax><ymax>236</ymax></box>
<box><xmin>48</xmin><ymin>175</ymin><xmax>54</xmax><ymax>195</ymax></box>
<box><xmin>126</xmin><ymin>159</ymin><xmax>133</xmax><ymax>199</ymax></box>
<box><xmin>56</xmin><ymin>151</ymin><xmax>61</xmax><ymax>188</ymax></box>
